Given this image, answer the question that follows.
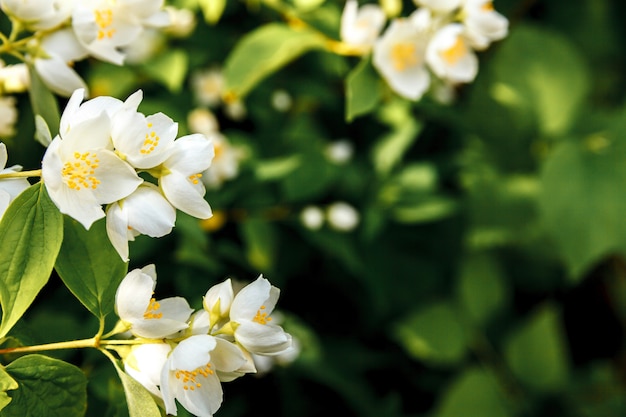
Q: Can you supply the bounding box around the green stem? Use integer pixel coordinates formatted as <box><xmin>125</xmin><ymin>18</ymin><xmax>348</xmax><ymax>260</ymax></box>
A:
<box><xmin>0</xmin><ymin>169</ymin><xmax>42</xmax><ymax>180</ymax></box>
<box><xmin>0</xmin><ymin>337</ymin><xmax>97</xmax><ymax>355</ymax></box>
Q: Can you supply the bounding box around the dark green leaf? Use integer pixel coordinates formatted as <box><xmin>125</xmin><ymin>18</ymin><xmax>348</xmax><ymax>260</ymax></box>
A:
<box><xmin>55</xmin><ymin>217</ymin><xmax>128</xmax><ymax>319</ymax></box>
<box><xmin>345</xmin><ymin>56</ymin><xmax>383</xmax><ymax>122</ymax></box>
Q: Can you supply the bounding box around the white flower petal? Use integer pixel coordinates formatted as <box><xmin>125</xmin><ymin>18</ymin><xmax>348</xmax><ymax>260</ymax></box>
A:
<box><xmin>115</xmin><ymin>268</ymin><xmax>153</xmax><ymax>321</ymax></box>
<box><xmin>105</xmin><ymin>202</ymin><xmax>130</xmax><ymax>262</ymax></box>
<box><xmin>160</xmin><ymin>170</ymin><xmax>212</xmax><ymax>218</ymax></box>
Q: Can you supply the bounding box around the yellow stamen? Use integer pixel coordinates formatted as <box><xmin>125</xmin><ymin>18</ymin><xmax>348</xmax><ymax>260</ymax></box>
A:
<box><xmin>391</xmin><ymin>42</ymin><xmax>418</xmax><ymax>72</ymax></box>
<box><xmin>143</xmin><ymin>298</ymin><xmax>163</xmax><ymax>320</ymax></box>
<box><xmin>94</xmin><ymin>9</ymin><xmax>115</xmax><ymax>40</ymax></box>
<box><xmin>482</xmin><ymin>1</ymin><xmax>494</xmax><ymax>12</ymax></box>
<box><xmin>175</xmin><ymin>365</ymin><xmax>213</xmax><ymax>391</ymax></box>
<box><xmin>61</xmin><ymin>152</ymin><xmax>101</xmax><ymax>191</ymax></box>
<box><xmin>253</xmin><ymin>305</ymin><xmax>272</xmax><ymax>325</ymax></box>
<box><xmin>188</xmin><ymin>173</ymin><xmax>203</xmax><ymax>185</ymax></box>
<box><xmin>440</xmin><ymin>36</ymin><xmax>467</xmax><ymax>65</ymax></box>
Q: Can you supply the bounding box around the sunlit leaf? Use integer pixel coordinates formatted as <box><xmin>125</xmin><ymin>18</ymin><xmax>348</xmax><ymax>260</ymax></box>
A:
<box><xmin>0</xmin><ymin>183</ymin><xmax>63</xmax><ymax>338</ymax></box>
<box><xmin>345</xmin><ymin>56</ymin><xmax>383</xmax><ymax>122</ymax></box>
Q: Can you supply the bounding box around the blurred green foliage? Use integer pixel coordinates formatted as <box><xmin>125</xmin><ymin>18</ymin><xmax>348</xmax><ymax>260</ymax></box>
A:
<box><xmin>2</xmin><ymin>0</ymin><xmax>626</xmax><ymax>416</ymax></box>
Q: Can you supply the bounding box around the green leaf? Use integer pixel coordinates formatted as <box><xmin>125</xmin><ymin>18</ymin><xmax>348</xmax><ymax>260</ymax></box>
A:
<box><xmin>490</xmin><ymin>24</ymin><xmax>590</xmax><ymax>137</ymax></box>
<box><xmin>254</xmin><ymin>155</ymin><xmax>301</xmax><ymax>181</ymax></box>
<box><xmin>0</xmin><ymin>366</ymin><xmax>18</xmax><ymax>412</ymax></box>
<box><xmin>140</xmin><ymin>49</ymin><xmax>189</xmax><ymax>93</ymax></box>
<box><xmin>27</xmin><ymin>65</ymin><xmax>60</xmax><ymax>138</ymax></box>
<box><xmin>223</xmin><ymin>23</ymin><xmax>327</xmax><ymax>100</ymax></box>
<box><xmin>0</xmin><ymin>183</ymin><xmax>63</xmax><ymax>339</ymax></box>
<box><xmin>538</xmin><ymin>134</ymin><xmax>626</xmax><ymax>280</ymax></box>
<box><xmin>54</xmin><ymin>217</ymin><xmax>128</xmax><ymax>319</ymax></box>
<box><xmin>393</xmin><ymin>301</ymin><xmax>467</xmax><ymax>366</ymax></box>
<box><xmin>345</xmin><ymin>56</ymin><xmax>383</xmax><ymax>122</ymax></box>
<box><xmin>110</xmin><ymin>360</ymin><xmax>161</xmax><ymax>417</ymax></box>
<box><xmin>2</xmin><ymin>354</ymin><xmax>87</xmax><ymax>417</ymax></box>
<box><xmin>239</xmin><ymin>218</ymin><xmax>277</xmax><ymax>272</ymax></box>
<box><xmin>371</xmin><ymin>113</ymin><xmax>422</xmax><ymax>177</ymax></box>
<box><xmin>434</xmin><ymin>367</ymin><xmax>511</xmax><ymax>417</ymax></box>
<box><xmin>390</xmin><ymin>196</ymin><xmax>458</xmax><ymax>224</ymax></box>
<box><xmin>197</xmin><ymin>0</ymin><xmax>226</xmax><ymax>24</ymax></box>
<box><xmin>504</xmin><ymin>304</ymin><xmax>570</xmax><ymax>392</ymax></box>
<box><xmin>457</xmin><ymin>251</ymin><xmax>507</xmax><ymax>326</ymax></box>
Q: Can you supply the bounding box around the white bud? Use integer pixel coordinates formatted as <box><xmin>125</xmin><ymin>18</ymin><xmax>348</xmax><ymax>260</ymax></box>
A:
<box><xmin>326</xmin><ymin>202</ymin><xmax>359</xmax><ymax>232</ymax></box>
<box><xmin>300</xmin><ymin>205</ymin><xmax>324</xmax><ymax>230</ymax></box>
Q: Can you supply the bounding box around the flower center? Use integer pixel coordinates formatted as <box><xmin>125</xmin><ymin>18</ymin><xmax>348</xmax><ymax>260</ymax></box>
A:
<box><xmin>141</xmin><ymin>122</ymin><xmax>160</xmax><ymax>155</ymax></box>
<box><xmin>95</xmin><ymin>8</ymin><xmax>115</xmax><ymax>40</ymax></box>
<box><xmin>61</xmin><ymin>152</ymin><xmax>100</xmax><ymax>191</ymax></box>
<box><xmin>143</xmin><ymin>298</ymin><xmax>163</xmax><ymax>320</ymax></box>
<box><xmin>482</xmin><ymin>1</ymin><xmax>494</xmax><ymax>12</ymax></box>
<box><xmin>391</xmin><ymin>42</ymin><xmax>418</xmax><ymax>72</ymax></box>
<box><xmin>440</xmin><ymin>36</ymin><xmax>467</xmax><ymax>65</ymax></box>
<box><xmin>175</xmin><ymin>364</ymin><xmax>214</xmax><ymax>391</ymax></box>
<box><xmin>188</xmin><ymin>173</ymin><xmax>203</xmax><ymax>184</ymax></box>
<box><xmin>253</xmin><ymin>305</ymin><xmax>272</xmax><ymax>325</ymax></box>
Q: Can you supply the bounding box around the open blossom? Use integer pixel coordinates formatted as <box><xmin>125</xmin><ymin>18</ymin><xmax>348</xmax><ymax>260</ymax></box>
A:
<box><xmin>33</xmin><ymin>29</ymin><xmax>89</xmax><ymax>97</ymax></box>
<box><xmin>106</xmin><ymin>183</ymin><xmax>176</xmax><ymax>261</ymax></box>
<box><xmin>373</xmin><ymin>18</ymin><xmax>431</xmax><ymax>100</ymax></box>
<box><xmin>159</xmin><ymin>133</ymin><xmax>214</xmax><ymax>219</ymax></box>
<box><xmin>340</xmin><ymin>0</ymin><xmax>386</xmax><ymax>52</ymax></box>
<box><xmin>115</xmin><ymin>265</ymin><xmax>193</xmax><ymax>338</ymax></box>
<box><xmin>200</xmin><ymin>133</ymin><xmax>241</xmax><ymax>189</ymax></box>
<box><xmin>228</xmin><ymin>276</ymin><xmax>292</xmax><ymax>356</ymax></box>
<box><xmin>41</xmin><ymin>88</ymin><xmax>142</xmax><ymax>229</ymax></box>
<box><xmin>0</xmin><ymin>61</ymin><xmax>29</xmax><ymax>94</ymax></box>
<box><xmin>0</xmin><ymin>0</ymin><xmax>74</xmax><ymax>31</ymax></box>
<box><xmin>462</xmin><ymin>0</ymin><xmax>508</xmax><ymax>50</ymax></box>
<box><xmin>0</xmin><ymin>142</ymin><xmax>30</xmax><ymax>219</ymax></box>
<box><xmin>71</xmin><ymin>0</ymin><xmax>170</xmax><ymax>65</ymax></box>
<box><xmin>426</xmin><ymin>23</ymin><xmax>478</xmax><ymax>83</ymax></box>
<box><xmin>124</xmin><ymin>342</ymin><xmax>171</xmax><ymax>398</ymax></box>
<box><xmin>160</xmin><ymin>335</ymin><xmax>247</xmax><ymax>417</ymax></box>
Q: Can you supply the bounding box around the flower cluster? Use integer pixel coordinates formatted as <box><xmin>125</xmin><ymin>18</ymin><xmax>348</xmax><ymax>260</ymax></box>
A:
<box><xmin>0</xmin><ymin>0</ymin><xmax>174</xmax><ymax>96</ymax></box>
<box><xmin>341</xmin><ymin>0</ymin><xmax>508</xmax><ymax>101</ymax></box>
<box><xmin>115</xmin><ymin>265</ymin><xmax>294</xmax><ymax>417</ymax></box>
<box><xmin>41</xmin><ymin>88</ymin><xmax>214</xmax><ymax>261</ymax></box>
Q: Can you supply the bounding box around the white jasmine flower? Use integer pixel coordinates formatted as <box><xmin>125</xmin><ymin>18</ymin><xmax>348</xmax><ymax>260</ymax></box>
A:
<box><xmin>41</xmin><ymin>89</ymin><xmax>142</xmax><ymax>229</ymax></box>
<box><xmin>201</xmin><ymin>133</ymin><xmax>241</xmax><ymax>189</ymax></box>
<box><xmin>0</xmin><ymin>0</ymin><xmax>74</xmax><ymax>31</ymax></box>
<box><xmin>124</xmin><ymin>342</ymin><xmax>171</xmax><ymax>398</ymax></box>
<box><xmin>115</xmin><ymin>264</ymin><xmax>193</xmax><ymax>338</ymax></box>
<box><xmin>191</xmin><ymin>68</ymin><xmax>224</xmax><ymax>108</ymax></box>
<box><xmin>121</xmin><ymin>29</ymin><xmax>165</xmax><ymax>64</ymax></box>
<box><xmin>299</xmin><ymin>205</ymin><xmax>324</xmax><ymax>230</ymax></box>
<box><xmin>228</xmin><ymin>276</ymin><xmax>292</xmax><ymax>356</ymax></box>
<box><xmin>223</xmin><ymin>100</ymin><xmax>247</xmax><ymax>121</ymax></box>
<box><xmin>0</xmin><ymin>142</ymin><xmax>30</xmax><ymax>219</ymax></box>
<box><xmin>33</xmin><ymin>29</ymin><xmax>89</xmax><ymax>97</ymax></box>
<box><xmin>111</xmin><ymin>90</ymin><xmax>178</xmax><ymax>169</ymax></box>
<box><xmin>203</xmin><ymin>278</ymin><xmax>234</xmax><ymax>330</ymax></box>
<box><xmin>106</xmin><ymin>183</ymin><xmax>176</xmax><ymax>262</ymax></box>
<box><xmin>340</xmin><ymin>0</ymin><xmax>386</xmax><ymax>52</ymax></box>
<box><xmin>187</xmin><ymin>108</ymin><xmax>219</xmax><ymax>136</ymax></box>
<box><xmin>0</xmin><ymin>62</ymin><xmax>29</xmax><ymax>94</ymax></box>
<box><xmin>71</xmin><ymin>0</ymin><xmax>170</xmax><ymax>65</ymax></box>
<box><xmin>0</xmin><ymin>97</ymin><xmax>18</xmax><ymax>138</ymax></box>
<box><xmin>413</xmin><ymin>0</ymin><xmax>461</xmax><ymax>13</ymax></box>
<box><xmin>163</xmin><ymin>6</ymin><xmax>197</xmax><ymax>38</ymax></box>
<box><xmin>426</xmin><ymin>24</ymin><xmax>478</xmax><ymax>83</ymax></box>
<box><xmin>373</xmin><ymin>18</ymin><xmax>431</xmax><ymax>100</ymax></box>
<box><xmin>159</xmin><ymin>133</ymin><xmax>214</xmax><ymax>219</ymax></box>
<box><xmin>462</xmin><ymin>0</ymin><xmax>508</xmax><ymax>50</ymax></box>
<box><xmin>270</xmin><ymin>89</ymin><xmax>293</xmax><ymax>112</ymax></box>
<box><xmin>160</xmin><ymin>334</ymin><xmax>247</xmax><ymax>417</ymax></box>
<box><xmin>324</xmin><ymin>140</ymin><xmax>354</xmax><ymax>164</ymax></box>
<box><xmin>326</xmin><ymin>201</ymin><xmax>360</xmax><ymax>232</ymax></box>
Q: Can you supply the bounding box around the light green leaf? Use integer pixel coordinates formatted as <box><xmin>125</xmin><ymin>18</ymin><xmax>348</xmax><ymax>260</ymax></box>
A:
<box><xmin>254</xmin><ymin>155</ymin><xmax>301</xmax><ymax>181</ymax></box>
<box><xmin>435</xmin><ymin>367</ymin><xmax>511</xmax><ymax>417</ymax></box>
<box><xmin>391</xmin><ymin>196</ymin><xmax>457</xmax><ymax>224</ymax></box>
<box><xmin>504</xmin><ymin>304</ymin><xmax>570</xmax><ymax>392</ymax></box>
<box><xmin>198</xmin><ymin>0</ymin><xmax>226</xmax><ymax>23</ymax></box>
<box><xmin>239</xmin><ymin>218</ymin><xmax>277</xmax><ymax>272</ymax></box>
<box><xmin>223</xmin><ymin>23</ymin><xmax>327</xmax><ymax>100</ymax></box>
<box><xmin>0</xmin><ymin>183</ymin><xmax>63</xmax><ymax>339</ymax></box>
<box><xmin>27</xmin><ymin>65</ymin><xmax>60</xmax><ymax>138</ymax></box>
<box><xmin>110</xmin><ymin>359</ymin><xmax>161</xmax><ymax>417</ymax></box>
<box><xmin>141</xmin><ymin>49</ymin><xmax>189</xmax><ymax>92</ymax></box>
<box><xmin>345</xmin><ymin>56</ymin><xmax>383</xmax><ymax>122</ymax></box>
<box><xmin>54</xmin><ymin>217</ymin><xmax>128</xmax><ymax>319</ymax></box>
<box><xmin>457</xmin><ymin>251</ymin><xmax>507</xmax><ymax>326</ymax></box>
<box><xmin>538</xmin><ymin>134</ymin><xmax>626</xmax><ymax>280</ymax></box>
<box><xmin>371</xmin><ymin>115</ymin><xmax>422</xmax><ymax>177</ymax></box>
<box><xmin>3</xmin><ymin>354</ymin><xmax>87</xmax><ymax>417</ymax></box>
<box><xmin>393</xmin><ymin>301</ymin><xmax>467</xmax><ymax>366</ymax></box>
<box><xmin>0</xmin><ymin>366</ymin><xmax>18</xmax><ymax>412</ymax></box>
